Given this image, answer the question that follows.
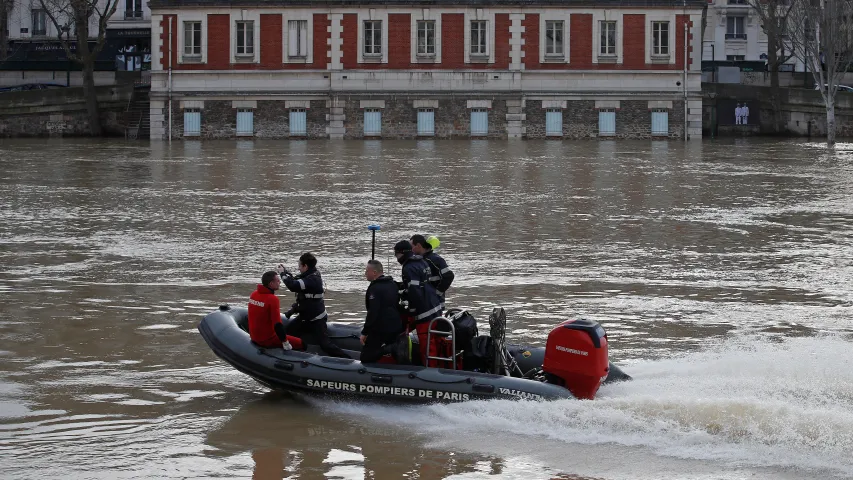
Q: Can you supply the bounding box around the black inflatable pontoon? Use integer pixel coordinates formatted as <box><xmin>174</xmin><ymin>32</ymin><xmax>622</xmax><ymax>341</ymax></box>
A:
<box><xmin>199</xmin><ymin>305</ymin><xmax>631</xmax><ymax>403</ymax></box>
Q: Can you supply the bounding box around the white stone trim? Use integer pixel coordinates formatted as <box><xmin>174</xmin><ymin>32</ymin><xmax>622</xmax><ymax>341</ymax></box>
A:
<box><xmin>467</xmin><ymin>99</ymin><xmax>492</xmax><ymax>109</ymax></box>
<box><xmin>152</xmin><ymin>14</ymin><xmax>164</xmax><ymax>70</ymax></box>
<box><xmin>180</xmin><ymin>100</ymin><xmax>205</xmax><ymax>109</ymax></box>
<box><xmin>231</xmin><ymin>11</ymin><xmax>261</xmax><ymax>64</ymax></box>
<box><xmin>285</xmin><ymin>100</ymin><xmax>312</xmax><ymax>108</ymax></box>
<box><xmin>410</xmin><ymin>9</ymin><xmax>442</xmax><ymax>64</ymax></box>
<box><xmin>539</xmin><ymin>12</ymin><xmax>570</xmax><ymax>64</ymax></box>
<box><xmin>232</xmin><ymin>100</ymin><xmax>257</xmax><ymax>108</ymax></box>
<box><xmin>328</xmin><ymin>13</ymin><xmax>344</xmax><ymax>70</ymax></box>
<box><xmin>509</xmin><ymin>13</ymin><xmax>525</xmax><ymax>70</ymax></box>
<box><xmin>645</xmin><ymin>14</ymin><xmax>676</xmax><ymax>65</ymax></box>
<box><xmin>282</xmin><ymin>11</ymin><xmax>315</xmax><ymax>65</ymax></box>
<box><xmin>413</xmin><ymin>99</ymin><xmax>439</xmax><ymax>108</ymax></box>
<box><xmin>360</xmin><ymin>100</ymin><xmax>386</xmax><ymax>108</ymax></box>
<box><xmin>541</xmin><ymin>100</ymin><xmax>567</xmax><ymax>109</ymax></box>
<box><xmin>177</xmin><ymin>14</ymin><xmax>208</xmax><ymax>65</ymax></box>
<box><xmin>593</xmin><ymin>11</ymin><xmax>623</xmax><ymax>64</ymax></box>
<box><xmin>464</xmin><ymin>9</ymin><xmax>496</xmax><ymax>64</ymax></box>
<box><xmin>357</xmin><ymin>10</ymin><xmax>389</xmax><ymax>64</ymax></box>
<box><xmin>648</xmin><ymin>100</ymin><xmax>672</xmax><ymax>109</ymax></box>
<box><xmin>594</xmin><ymin>100</ymin><xmax>620</xmax><ymax>109</ymax></box>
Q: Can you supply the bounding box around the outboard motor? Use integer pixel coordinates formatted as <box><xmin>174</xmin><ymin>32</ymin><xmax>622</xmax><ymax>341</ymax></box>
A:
<box><xmin>542</xmin><ymin>319</ymin><xmax>609</xmax><ymax>400</ymax></box>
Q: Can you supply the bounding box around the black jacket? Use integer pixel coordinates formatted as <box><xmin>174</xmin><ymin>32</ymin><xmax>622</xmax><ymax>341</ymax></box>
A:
<box><xmin>362</xmin><ymin>275</ymin><xmax>403</xmax><ymax>337</ymax></box>
<box><xmin>423</xmin><ymin>250</ymin><xmax>454</xmax><ymax>296</ymax></box>
<box><xmin>398</xmin><ymin>251</ymin><xmax>442</xmax><ymax>322</ymax></box>
<box><xmin>282</xmin><ymin>268</ymin><xmax>327</xmax><ymax>322</ymax></box>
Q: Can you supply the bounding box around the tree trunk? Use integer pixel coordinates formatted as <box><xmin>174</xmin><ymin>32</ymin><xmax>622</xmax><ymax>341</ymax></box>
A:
<box><xmin>767</xmin><ymin>36</ymin><xmax>783</xmax><ymax>134</ymax></box>
<box><xmin>826</xmin><ymin>96</ymin><xmax>836</xmax><ymax>146</ymax></box>
<box><xmin>0</xmin><ymin>2</ymin><xmax>8</xmax><ymax>62</ymax></box>
<box><xmin>82</xmin><ymin>58</ymin><xmax>103</xmax><ymax>136</ymax></box>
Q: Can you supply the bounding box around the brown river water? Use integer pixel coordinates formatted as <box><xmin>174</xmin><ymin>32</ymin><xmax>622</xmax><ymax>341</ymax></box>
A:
<box><xmin>1</xmin><ymin>138</ymin><xmax>852</xmax><ymax>479</ymax></box>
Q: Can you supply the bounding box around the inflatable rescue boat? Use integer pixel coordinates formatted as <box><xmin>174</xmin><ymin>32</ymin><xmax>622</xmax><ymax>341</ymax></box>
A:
<box><xmin>198</xmin><ymin>305</ymin><xmax>631</xmax><ymax>403</ymax></box>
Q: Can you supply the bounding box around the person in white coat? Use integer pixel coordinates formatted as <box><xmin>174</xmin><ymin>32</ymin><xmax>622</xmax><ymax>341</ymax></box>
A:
<box><xmin>742</xmin><ymin>104</ymin><xmax>750</xmax><ymax>125</ymax></box>
<box><xmin>735</xmin><ymin>104</ymin><xmax>743</xmax><ymax>125</ymax></box>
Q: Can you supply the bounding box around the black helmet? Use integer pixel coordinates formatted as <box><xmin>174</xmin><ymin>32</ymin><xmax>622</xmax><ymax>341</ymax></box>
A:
<box><xmin>393</xmin><ymin>240</ymin><xmax>412</xmax><ymax>253</ymax></box>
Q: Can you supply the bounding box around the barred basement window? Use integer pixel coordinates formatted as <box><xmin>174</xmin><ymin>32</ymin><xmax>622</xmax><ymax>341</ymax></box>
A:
<box><xmin>598</xmin><ymin>109</ymin><xmax>616</xmax><ymax>137</ymax></box>
<box><xmin>364</xmin><ymin>108</ymin><xmax>382</xmax><ymax>136</ymax></box>
<box><xmin>417</xmin><ymin>109</ymin><xmax>435</xmax><ymax>136</ymax></box>
<box><xmin>184</xmin><ymin>109</ymin><xmax>201</xmax><ymax>137</ymax></box>
<box><xmin>290</xmin><ymin>109</ymin><xmax>307</xmax><ymax>136</ymax></box>
<box><xmin>470</xmin><ymin>109</ymin><xmax>488</xmax><ymax>136</ymax></box>
<box><xmin>236</xmin><ymin>109</ymin><xmax>254</xmax><ymax>137</ymax></box>
<box><xmin>651</xmin><ymin>109</ymin><xmax>669</xmax><ymax>136</ymax></box>
<box><xmin>545</xmin><ymin>109</ymin><xmax>563</xmax><ymax>137</ymax></box>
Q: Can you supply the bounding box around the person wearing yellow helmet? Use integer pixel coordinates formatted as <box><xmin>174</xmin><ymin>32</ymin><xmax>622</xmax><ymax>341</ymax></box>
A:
<box><xmin>410</xmin><ymin>234</ymin><xmax>454</xmax><ymax>311</ymax></box>
<box><xmin>426</xmin><ymin>235</ymin><xmax>440</xmax><ymax>250</ymax></box>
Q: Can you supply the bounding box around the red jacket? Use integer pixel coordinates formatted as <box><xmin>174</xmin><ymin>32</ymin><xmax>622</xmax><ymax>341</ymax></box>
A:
<box><xmin>248</xmin><ymin>284</ymin><xmax>303</xmax><ymax>349</ymax></box>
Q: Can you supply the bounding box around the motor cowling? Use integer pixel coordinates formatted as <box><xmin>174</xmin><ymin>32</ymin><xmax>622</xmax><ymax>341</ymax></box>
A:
<box><xmin>542</xmin><ymin>319</ymin><xmax>609</xmax><ymax>400</ymax></box>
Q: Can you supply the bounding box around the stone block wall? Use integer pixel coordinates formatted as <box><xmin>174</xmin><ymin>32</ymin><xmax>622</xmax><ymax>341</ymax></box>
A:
<box><xmin>164</xmin><ymin>99</ymin><xmax>329</xmax><ymax>139</ymax></box>
<box><xmin>0</xmin><ymin>111</ymin><xmax>124</xmax><ymax>137</ymax></box>
<box><xmin>524</xmin><ymin>99</ymin><xmax>685</xmax><ymax>139</ymax></box>
<box><xmin>154</xmin><ymin>94</ymin><xmax>689</xmax><ymax>140</ymax></box>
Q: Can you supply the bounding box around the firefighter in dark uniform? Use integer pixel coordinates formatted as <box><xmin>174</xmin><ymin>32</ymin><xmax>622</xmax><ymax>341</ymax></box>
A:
<box><xmin>277</xmin><ymin>252</ymin><xmax>350</xmax><ymax>358</ymax></box>
<box><xmin>411</xmin><ymin>234</ymin><xmax>454</xmax><ymax>311</ymax></box>
<box><xmin>359</xmin><ymin>259</ymin><xmax>404</xmax><ymax>363</ymax></box>
<box><xmin>393</xmin><ymin>240</ymin><xmax>442</xmax><ymax>365</ymax></box>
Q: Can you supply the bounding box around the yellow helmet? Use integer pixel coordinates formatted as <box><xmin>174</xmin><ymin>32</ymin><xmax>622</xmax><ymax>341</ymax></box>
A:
<box><xmin>426</xmin><ymin>235</ymin><xmax>440</xmax><ymax>249</ymax></box>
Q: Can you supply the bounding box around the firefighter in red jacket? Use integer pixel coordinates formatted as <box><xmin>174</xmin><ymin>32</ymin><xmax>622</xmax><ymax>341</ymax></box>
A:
<box><xmin>248</xmin><ymin>271</ymin><xmax>304</xmax><ymax>350</ymax></box>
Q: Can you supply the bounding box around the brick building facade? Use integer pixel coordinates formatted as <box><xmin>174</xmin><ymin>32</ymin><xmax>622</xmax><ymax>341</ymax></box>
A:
<box><xmin>148</xmin><ymin>0</ymin><xmax>706</xmax><ymax>140</ymax></box>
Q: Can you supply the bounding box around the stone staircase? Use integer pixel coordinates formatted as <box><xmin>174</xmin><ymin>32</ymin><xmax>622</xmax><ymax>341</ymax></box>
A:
<box><xmin>125</xmin><ymin>86</ymin><xmax>150</xmax><ymax>140</ymax></box>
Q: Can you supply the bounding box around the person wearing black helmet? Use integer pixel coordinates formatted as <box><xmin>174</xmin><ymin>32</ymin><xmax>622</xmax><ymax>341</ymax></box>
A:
<box><xmin>393</xmin><ymin>240</ymin><xmax>442</xmax><ymax>365</ymax></box>
<box><xmin>277</xmin><ymin>252</ymin><xmax>350</xmax><ymax>359</ymax></box>
<box><xmin>411</xmin><ymin>234</ymin><xmax>454</xmax><ymax>311</ymax></box>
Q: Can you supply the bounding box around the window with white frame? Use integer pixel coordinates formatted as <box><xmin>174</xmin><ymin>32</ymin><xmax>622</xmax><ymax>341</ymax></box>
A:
<box><xmin>598</xmin><ymin>109</ymin><xmax>616</xmax><ymax>136</ymax></box>
<box><xmin>470</xmin><ymin>21</ymin><xmax>487</xmax><ymax>56</ymax></box>
<box><xmin>417</xmin><ymin>20</ymin><xmax>436</xmax><ymax>56</ymax></box>
<box><xmin>545</xmin><ymin>20</ymin><xmax>564</xmax><ymax>56</ymax></box>
<box><xmin>726</xmin><ymin>16</ymin><xmax>746</xmax><ymax>39</ymax></box>
<box><xmin>125</xmin><ymin>0</ymin><xmax>143</xmax><ymax>20</ymax></box>
<box><xmin>364</xmin><ymin>20</ymin><xmax>382</xmax><ymax>56</ymax></box>
<box><xmin>184</xmin><ymin>109</ymin><xmax>201</xmax><ymax>137</ymax></box>
<box><xmin>364</xmin><ymin>108</ymin><xmax>382</xmax><ymax>136</ymax></box>
<box><xmin>652</xmin><ymin>21</ymin><xmax>669</xmax><ymax>56</ymax></box>
<box><xmin>600</xmin><ymin>21</ymin><xmax>616</xmax><ymax>56</ymax></box>
<box><xmin>236</xmin><ymin>21</ymin><xmax>254</xmax><ymax>56</ymax></box>
<box><xmin>545</xmin><ymin>109</ymin><xmax>563</xmax><ymax>136</ymax></box>
<box><xmin>417</xmin><ymin>109</ymin><xmax>435</xmax><ymax>136</ymax></box>
<box><xmin>287</xmin><ymin>20</ymin><xmax>308</xmax><ymax>58</ymax></box>
<box><xmin>236</xmin><ymin>109</ymin><xmax>254</xmax><ymax>136</ymax></box>
<box><xmin>184</xmin><ymin>21</ymin><xmax>202</xmax><ymax>57</ymax></box>
<box><xmin>290</xmin><ymin>109</ymin><xmax>307</xmax><ymax>136</ymax></box>
<box><xmin>32</xmin><ymin>9</ymin><xmax>47</xmax><ymax>36</ymax></box>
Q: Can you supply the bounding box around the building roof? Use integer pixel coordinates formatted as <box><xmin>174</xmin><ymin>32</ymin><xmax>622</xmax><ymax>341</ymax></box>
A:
<box><xmin>149</xmin><ymin>0</ymin><xmax>707</xmax><ymax>9</ymax></box>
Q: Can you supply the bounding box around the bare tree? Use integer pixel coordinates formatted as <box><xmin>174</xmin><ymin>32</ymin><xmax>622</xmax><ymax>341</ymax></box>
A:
<box><xmin>747</xmin><ymin>0</ymin><xmax>796</xmax><ymax>133</ymax></box>
<box><xmin>0</xmin><ymin>0</ymin><xmax>15</xmax><ymax>62</ymax></box>
<box><xmin>39</xmin><ymin>0</ymin><xmax>119</xmax><ymax>135</ymax></box>
<box><xmin>787</xmin><ymin>0</ymin><xmax>853</xmax><ymax>145</ymax></box>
